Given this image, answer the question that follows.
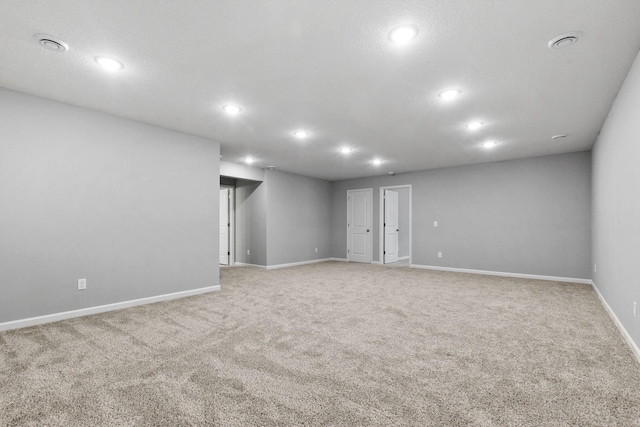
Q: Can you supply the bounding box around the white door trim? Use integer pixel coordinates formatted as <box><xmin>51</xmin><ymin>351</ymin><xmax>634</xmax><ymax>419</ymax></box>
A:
<box><xmin>379</xmin><ymin>185</ymin><xmax>412</xmax><ymax>265</ymax></box>
<box><xmin>347</xmin><ymin>188</ymin><xmax>373</xmax><ymax>263</ymax></box>
<box><xmin>221</xmin><ymin>185</ymin><xmax>235</xmax><ymax>265</ymax></box>
<box><xmin>383</xmin><ymin>189</ymin><xmax>399</xmax><ymax>263</ymax></box>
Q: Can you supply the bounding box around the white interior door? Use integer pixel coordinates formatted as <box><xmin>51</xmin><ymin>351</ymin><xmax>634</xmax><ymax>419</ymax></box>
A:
<box><xmin>347</xmin><ymin>189</ymin><xmax>372</xmax><ymax>263</ymax></box>
<box><xmin>219</xmin><ymin>188</ymin><xmax>230</xmax><ymax>265</ymax></box>
<box><xmin>384</xmin><ymin>190</ymin><xmax>399</xmax><ymax>263</ymax></box>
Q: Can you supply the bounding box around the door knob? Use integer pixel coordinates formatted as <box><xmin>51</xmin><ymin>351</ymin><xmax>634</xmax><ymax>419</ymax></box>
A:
<box><xmin>366</xmin><ymin>229</ymin><xmax>370</xmax><ymax>232</ymax></box>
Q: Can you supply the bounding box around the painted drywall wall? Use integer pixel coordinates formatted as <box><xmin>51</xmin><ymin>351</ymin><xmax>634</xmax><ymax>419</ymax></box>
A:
<box><xmin>227</xmin><ymin>169</ymin><xmax>331</xmax><ymax>267</ymax></box>
<box><xmin>235</xmin><ymin>179</ymin><xmax>267</xmax><ymax>266</ymax></box>
<box><xmin>220</xmin><ymin>177</ymin><xmax>236</xmax><ymax>187</ymax></box>
<box><xmin>331</xmin><ymin>152</ymin><xmax>592</xmax><ymax>279</ymax></box>
<box><xmin>265</xmin><ymin>170</ymin><xmax>332</xmax><ymax>266</ymax></box>
<box><xmin>0</xmin><ymin>88</ymin><xmax>220</xmax><ymax>323</ymax></box>
<box><xmin>592</xmin><ymin>50</ymin><xmax>640</xmax><ymax>349</ymax></box>
<box><xmin>220</xmin><ymin>160</ymin><xmax>264</xmax><ymax>182</ymax></box>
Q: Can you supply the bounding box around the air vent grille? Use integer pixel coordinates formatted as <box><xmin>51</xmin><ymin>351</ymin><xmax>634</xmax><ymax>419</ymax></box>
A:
<box><xmin>35</xmin><ymin>34</ymin><xmax>69</xmax><ymax>52</ymax></box>
<box><xmin>548</xmin><ymin>31</ymin><xmax>582</xmax><ymax>50</ymax></box>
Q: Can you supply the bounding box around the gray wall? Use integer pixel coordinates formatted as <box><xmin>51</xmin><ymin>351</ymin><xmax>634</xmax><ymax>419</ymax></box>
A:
<box><xmin>235</xmin><ymin>180</ymin><xmax>267</xmax><ymax>266</ymax></box>
<box><xmin>266</xmin><ymin>170</ymin><xmax>332</xmax><ymax>266</ymax></box>
<box><xmin>225</xmin><ymin>168</ymin><xmax>332</xmax><ymax>268</ymax></box>
<box><xmin>592</xmin><ymin>50</ymin><xmax>640</xmax><ymax>349</ymax></box>
<box><xmin>220</xmin><ymin>160</ymin><xmax>264</xmax><ymax>182</ymax></box>
<box><xmin>0</xmin><ymin>88</ymin><xmax>220</xmax><ymax>323</ymax></box>
<box><xmin>331</xmin><ymin>152</ymin><xmax>592</xmax><ymax>279</ymax></box>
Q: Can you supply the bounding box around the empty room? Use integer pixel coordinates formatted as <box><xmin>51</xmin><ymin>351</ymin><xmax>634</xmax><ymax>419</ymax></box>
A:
<box><xmin>1</xmin><ymin>1</ymin><xmax>640</xmax><ymax>426</ymax></box>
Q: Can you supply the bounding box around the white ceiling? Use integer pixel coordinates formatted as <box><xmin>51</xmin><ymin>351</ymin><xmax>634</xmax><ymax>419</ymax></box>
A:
<box><xmin>1</xmin><ymin>1</ymin><xmax>640</xmax><ymax>181</ymax></box>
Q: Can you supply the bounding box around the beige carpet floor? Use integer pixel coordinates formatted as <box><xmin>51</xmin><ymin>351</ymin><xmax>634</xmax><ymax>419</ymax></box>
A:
<box><xmin>1</xmin><ymin>262</ymin><xmax>639</xmax><ymax>426</ymax></box>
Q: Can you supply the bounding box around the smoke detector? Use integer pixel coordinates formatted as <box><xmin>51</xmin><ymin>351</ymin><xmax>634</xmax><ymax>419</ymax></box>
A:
<box><xmin>548</xmin><ymin>31</ymin><xmax>582</xmax><ymax>49</ymax></box>
<box><xmin>35</xmin><ymin>34</ymin><xmax>69</xmax><ymax>52</ymax></box>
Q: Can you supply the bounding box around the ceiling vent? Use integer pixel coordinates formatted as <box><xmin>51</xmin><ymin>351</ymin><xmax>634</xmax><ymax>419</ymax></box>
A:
<box><xmin>548</xmin><ymin>31</ymin><xmax>582</xmax><ymax>49</ymax></box>
<box><xmin>35</xmin><ymin>34</ymin><xmax>69</xmax><ymax>52</ymax></box>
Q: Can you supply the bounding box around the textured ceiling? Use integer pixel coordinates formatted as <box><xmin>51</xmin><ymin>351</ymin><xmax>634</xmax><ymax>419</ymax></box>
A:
<box><xmin>1</xmin><ymin>1</ymin><xmax>640</xmax><ymax>181</ymax></box>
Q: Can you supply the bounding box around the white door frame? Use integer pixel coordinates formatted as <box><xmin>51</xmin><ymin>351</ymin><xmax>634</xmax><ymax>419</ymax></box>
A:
<box><xmin>379</xmin><ymin>185</ymin><xmax>412</xmax><ymax>265</ymax></box>
<box><xmin>383</xmin><ymin>189</ymin><xmax>399</xmax><ymax>264</ymax></box>
<box><xmin>347</xmin><ymin>188</ymin><xmax>373</xmax><ymax>263</ymax></box>
<box><xmin>221</xmin><ymin>185</ymin><xmax>235</xmax><ymax>265</ymax></box>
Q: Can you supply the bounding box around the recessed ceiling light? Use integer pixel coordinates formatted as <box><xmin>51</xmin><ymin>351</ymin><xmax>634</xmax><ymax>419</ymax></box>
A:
<box><xmin>35</xmin><ymin>34</ymin><xmax>68</xmax><ymax>52</ymax></box>
<box><xmin>552</xmin><ymin>134</ymin><xmax>568</xmax><ymax>140</ymax></box>
<box><xmin>389</xmin><ymin>25</ymin><xmax>418</xmax><ymax>45</ymax></box>
<box><xmin>372</xmin><ymin>159</ymin><xmax>383</xmax><ymax>166</ymax></box>
<box><xmin>95</xmin><ymin>56</ymin><xmax>124</xmax><ymax>71</ymax></box>
<box><xmin>388</xmin><ymin>172</ymin><xmax>396</xmax><ymax>176</ymax></box>
<box><xmin>466</xmin><ymin>121</ymin><xmax>483</xmax><ymax>130</ymax></box>
<box><xmin>482</xmin><ymin>141</ymin><xmax>497</xmax><ymax>149</ymax></box>
<box><xmin>548</xmin><ymin>31</ymin><xmax>583</xmax><ymax>49</ymax></box>
<box><xmin>340</xmin><ymin>147</ymin><xmax>352</xmax><ymax>154</ymax></box>
<box><xmin>294</xmin><ymin>130</ymin><xmax>309</xmax><ymax>139</ymax></box>
<box><xmin>223</xmin><ymin>105</ymin><xmax>241</xmax><ymax>115</ymax></box>
<box><xmin>439</xmin><ymin>89</ymin><xmax>461</xmax><ymax>100</ymax></box>
<box><xmin>245</xmin><ymin>157</ymin><xmax>254</xmax><ymax>164</ymax></box>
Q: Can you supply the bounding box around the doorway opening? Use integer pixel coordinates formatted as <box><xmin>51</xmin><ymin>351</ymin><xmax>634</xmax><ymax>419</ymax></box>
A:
<box><xmin>379</xmin><ymin>185</ymin><xmax>412</xmax><ymax>266</ymax></box>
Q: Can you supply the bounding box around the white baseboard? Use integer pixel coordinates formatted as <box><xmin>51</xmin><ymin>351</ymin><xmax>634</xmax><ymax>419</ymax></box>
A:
<box><xmin>266</xmin><ymin>258</ymin><xmax>333</xmax><ymax>270</ymax></box>
<box><xmin>234</xmin><ymin>262</ymin><xmax>267</xmax><ymax>269</ymax></box>
<box><xmin>590</xmin><ymin>280</ymin><xmax>640</xmax><ymax>364</ymax></box>
<box><xmin>0</xmin><ymin>285</ymin><xmax>220</xmax><ymax>332</ymax></box>
<box><xmin>409</xmin><ymin>264</ymin><xmax>591</xmax><ymax>284</ymax></box>
<box><xmin>398</xmin><ymin>256</ymin><xmax>410</xmax><ymax>261</ymax></box>
<box><xmin>372</xmin><ymin>260</ymin><xmax>382</xmax><ymax>265</ymax></box>
<box><xmin>329</xmin><ymin>258</ymin><xmax>348</xmax><ymax>262</ymax></box>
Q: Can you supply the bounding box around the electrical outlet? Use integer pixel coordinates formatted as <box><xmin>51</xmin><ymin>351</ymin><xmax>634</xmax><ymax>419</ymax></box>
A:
<box><xmin>246</xmin><ymin>249</ymin><xmax>250</xmax><ymax>256</ymax></box>
<box><xmin>434</xmin><ymin>221</ymin><xmax>438</xmax><ymax>227</ymax></box>
<box><xmin>634</xmin><ymin>302</ymin><xmax>637</xmax><ymax>318</ymax></box>
<box><xmin>315</xmin><ymin>247</ymin><xmax>318</xmax><ymax>253</ymax></box>
<box><xmin>78</xmin><ymin>278</ymin><xmax>87</xmax><ymax>290</ymax></box>
<box><xmin>438</xmin><ymin>251</ymin><xmax>442</xmax><ymax>258</ymax></box>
